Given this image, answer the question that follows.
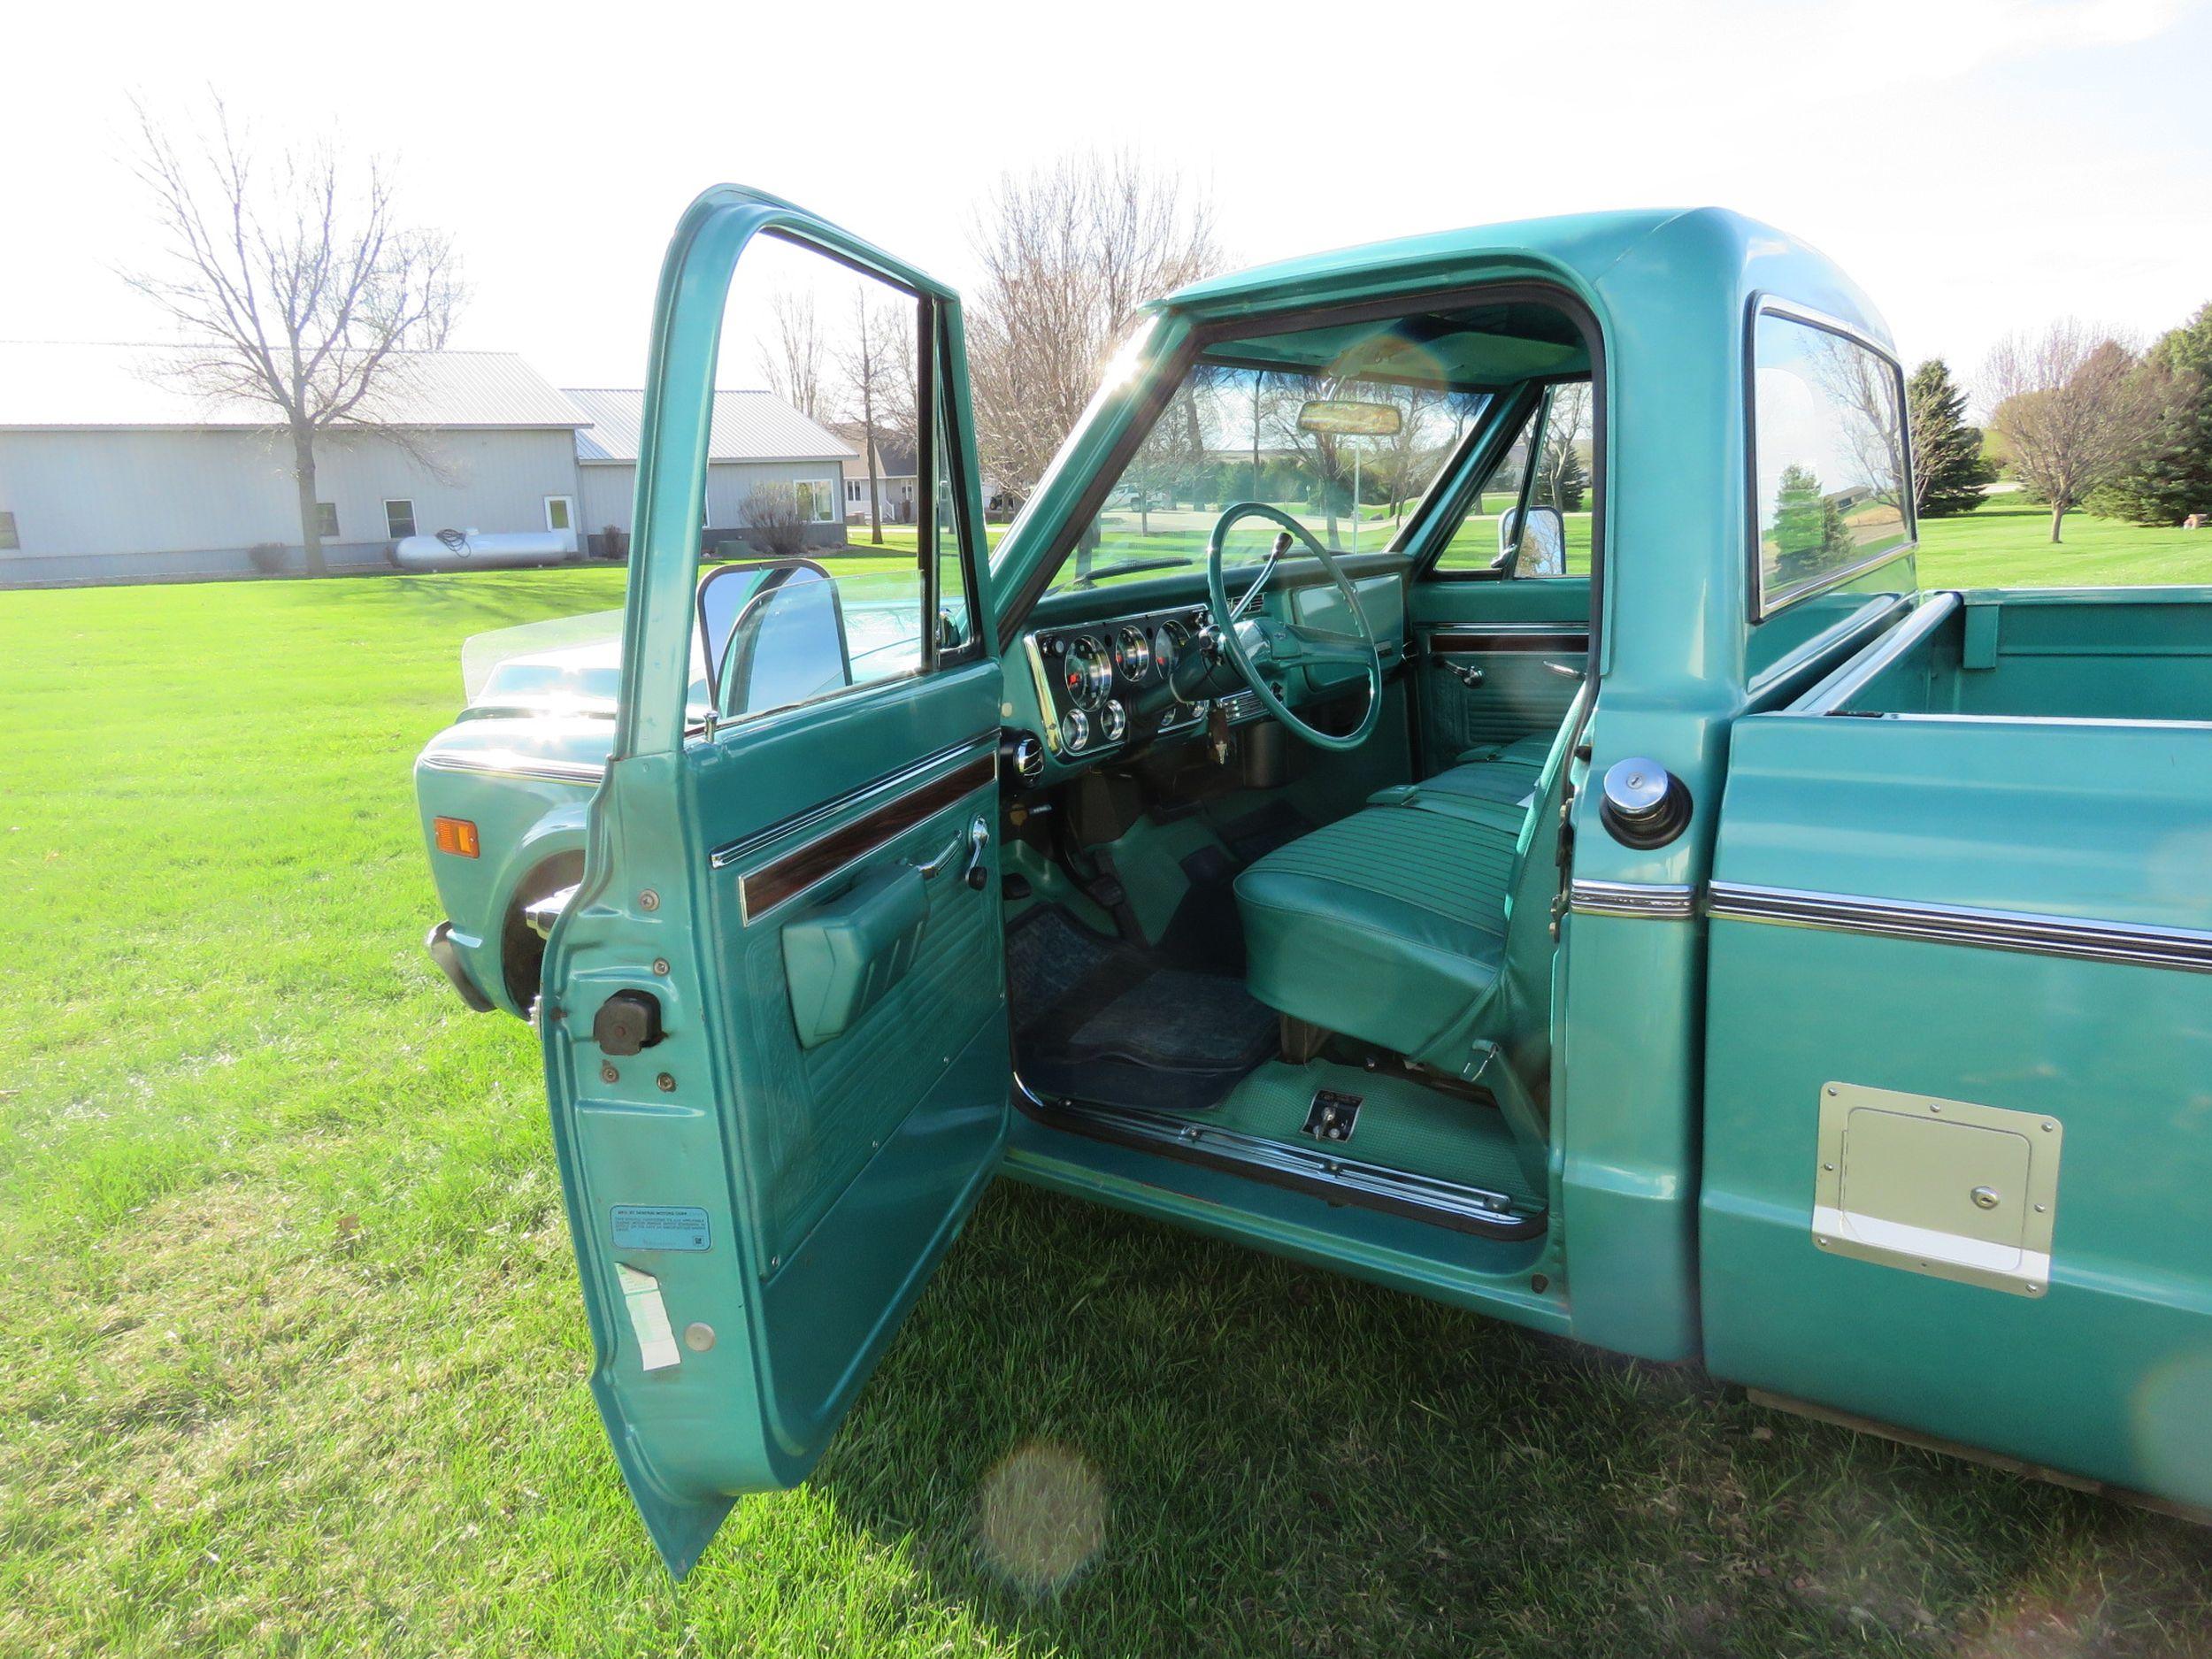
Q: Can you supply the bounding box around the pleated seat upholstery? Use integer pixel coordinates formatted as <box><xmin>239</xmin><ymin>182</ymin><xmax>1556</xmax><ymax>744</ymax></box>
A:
<box><xmin>1234</xmin><ymin>706</ymin><xmax>1583</xmax><ymax>1066</ymax></box>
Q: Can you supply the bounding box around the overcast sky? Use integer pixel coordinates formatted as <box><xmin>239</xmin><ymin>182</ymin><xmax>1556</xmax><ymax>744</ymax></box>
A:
<box><xmin>6</xmin><ymin>0</ymin><xmax>2207</xmax><ymax>409</ymax></box>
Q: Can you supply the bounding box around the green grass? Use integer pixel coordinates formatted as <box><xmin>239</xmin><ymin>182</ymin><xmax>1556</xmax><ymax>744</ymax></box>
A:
<box><xmin>1916</xmin><ymin>498</ymin><xmax>2212</xmax><ymax>588</ymax></box>
<box><xmin>4</xmin><ymin>529</ymin><xmax>2210</xmax><ymax>1656</ymax></box>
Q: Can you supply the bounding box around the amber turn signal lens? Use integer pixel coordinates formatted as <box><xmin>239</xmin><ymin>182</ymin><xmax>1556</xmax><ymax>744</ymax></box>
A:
<box><xmin>433</xmin><ymin>817</ymin><xmax>480</xmax><ymax>857</ymax></box>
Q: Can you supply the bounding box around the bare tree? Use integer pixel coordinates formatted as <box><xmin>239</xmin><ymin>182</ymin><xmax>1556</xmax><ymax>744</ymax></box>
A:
<box><xmin>966</xmin><ymin>151</ymin><xmax>1220</xmax><ymax>506</ymax></box>
<box><xmin>834</xmin><ymin>292</ymin><xmax>910</xmax><ymax>546</ymax></box>
<box><xmin>123</xmin><ymin>96</ymin><xmax>464</xmax><ymax>575</ymax></box>
<box><xmin>757</xmin><ymin>289</ymin><xmax>826</xmax><ymax>419</ymax></box>
<box><xmin>1985</xmin><ymin>321</ymin><xmax>2158</xmax><ymax>543</ymax></box>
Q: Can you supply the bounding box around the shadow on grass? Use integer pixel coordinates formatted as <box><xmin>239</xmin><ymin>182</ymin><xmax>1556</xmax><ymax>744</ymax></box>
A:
<box><xmin>774</xmin><ymin>1182</ymin><xmax>2212</xmax><ymax>1659</ymax></box>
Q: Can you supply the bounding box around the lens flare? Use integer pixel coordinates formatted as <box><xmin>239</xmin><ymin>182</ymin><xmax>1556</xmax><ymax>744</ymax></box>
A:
<box><xmin>973</xmin><ymin>1440</ymin><xmax>1106</xmax><ymax>1594</ymax></box>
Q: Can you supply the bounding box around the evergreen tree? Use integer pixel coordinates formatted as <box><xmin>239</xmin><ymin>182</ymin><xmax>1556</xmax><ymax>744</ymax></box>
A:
<box><xmin>1770</xmin><ymin>464</ymin><xmax>1830</xmax><ymax>582</ymax></box>
<box><xmin>2093</xmin><ymin>303</ymin><xmax>2212</xmax><ymax>526</ymax></box>
<box><xmin>1906</xmin><ymin>358</ymin><xmax>1997</xmax><ymax>518</ymax></box>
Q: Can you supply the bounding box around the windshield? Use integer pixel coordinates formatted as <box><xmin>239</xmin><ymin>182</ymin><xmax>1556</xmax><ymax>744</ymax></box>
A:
<box><xmin>1044</xmin><ymin>361</ymin><xmax>1492</xmax><ymax>593</ymax></box>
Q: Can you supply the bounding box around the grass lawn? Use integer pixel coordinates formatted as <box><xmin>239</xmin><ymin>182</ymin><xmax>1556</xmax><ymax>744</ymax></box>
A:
<box><xmin>4</xmin><ymin>533</ymin><xmax>2209</xmax><ymax>1656</ymax></box>
<box><xmin>1915</xmin><ymin>498</ymin><xmax>2211</xmax><ymax>588</ymax></box>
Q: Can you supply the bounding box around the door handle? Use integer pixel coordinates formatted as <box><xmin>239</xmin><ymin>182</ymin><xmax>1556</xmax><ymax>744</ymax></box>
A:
<box><xmin>915</xmin><ymin>815</ymin><xmax>991</xmax><ymax>890</ymax></box>
<box><xmin>1542</xmin><ymin>660</ymin><xmax>1584</xmax><ymax>680</ymax></box>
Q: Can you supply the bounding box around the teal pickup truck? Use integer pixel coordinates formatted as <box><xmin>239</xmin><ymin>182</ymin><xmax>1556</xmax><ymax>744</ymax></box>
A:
<box><xmin>412</xmin><ymin>188</ymin><xmax>2212</xmax><ymax>1575</ymax></box>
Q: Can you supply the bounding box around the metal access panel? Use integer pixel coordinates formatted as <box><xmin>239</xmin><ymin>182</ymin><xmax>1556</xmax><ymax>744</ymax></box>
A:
<box><xmin>1813</xmin><ymin>1081</ymin><xmax>2062</xmax><ymax>1297</ymax></box>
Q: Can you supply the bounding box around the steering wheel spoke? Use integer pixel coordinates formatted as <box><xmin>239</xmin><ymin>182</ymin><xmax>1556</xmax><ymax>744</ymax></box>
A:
<box><xmin>1203</xmin><ymin>503</ymin><xmax>1384</xmax><ymax>753</ymax></box>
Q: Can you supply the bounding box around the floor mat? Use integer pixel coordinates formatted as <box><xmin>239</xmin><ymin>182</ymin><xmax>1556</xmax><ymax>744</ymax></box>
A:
<box><xmin>1010</xmin><ymin>904</ymin><xmax>1277</xmax><ymax>1112</ymax></box>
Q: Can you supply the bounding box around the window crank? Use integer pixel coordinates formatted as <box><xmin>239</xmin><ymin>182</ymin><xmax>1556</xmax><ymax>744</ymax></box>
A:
<box><xmin>1442</xmin><ymin>663</ymin><xmax>1486</xmax><ymax>688</ymax></box>
<box><xmin>917</xmin><ymin>816</ymin><xmax>993</xmax><ymax>890</ymax></box>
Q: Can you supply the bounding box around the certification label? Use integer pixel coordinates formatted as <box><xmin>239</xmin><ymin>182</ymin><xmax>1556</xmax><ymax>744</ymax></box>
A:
<box><xmin>611</xmin><ymin>1204</ymin><xmax>711</xmax><ymax>1251</ymax></box>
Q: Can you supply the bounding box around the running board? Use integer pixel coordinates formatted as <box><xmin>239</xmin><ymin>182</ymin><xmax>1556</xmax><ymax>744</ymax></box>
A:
<box><xmin>1016</xmin><ymin>1082</ymin><xmax>1548</xmax><ymax>1240</ymax></box>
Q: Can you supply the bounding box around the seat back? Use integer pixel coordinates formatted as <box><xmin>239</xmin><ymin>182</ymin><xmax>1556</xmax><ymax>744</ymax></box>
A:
<box><xmin>1492</xmin><ymin>680</ymin><xmax>1592</xmax><ymax>1086</ymax></box>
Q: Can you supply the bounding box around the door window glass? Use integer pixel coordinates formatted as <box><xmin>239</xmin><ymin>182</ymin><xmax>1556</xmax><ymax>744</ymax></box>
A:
<box><xmin>1429</xmin><ymin>380</ymin><xmax>1596</xmax><ymax>576</ymax></box>
<box><xmin>1752</xmin><ymin>310</ymin><xmax>1913</xmax><ymax>616</ymax></box>
<box><xmin>698</xmin><ymin>234</ymin><xmax>961</xmax><ymax>724</ymax></box>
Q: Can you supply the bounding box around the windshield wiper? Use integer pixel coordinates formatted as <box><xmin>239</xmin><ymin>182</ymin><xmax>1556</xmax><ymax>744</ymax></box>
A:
<box><xmin>1066</xmin><ymin>555</ymin><xmax>1193</xmax><ymax>589</ymax></box>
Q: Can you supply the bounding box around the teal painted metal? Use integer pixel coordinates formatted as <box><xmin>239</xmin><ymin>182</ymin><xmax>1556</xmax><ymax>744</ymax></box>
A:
<box><xmin>534</xmin><ymin>186</ymin><xmax>1006</xmax><ymax>1577</ymax></box>
<box><xmin>1703</xmin><ymin>703</ymin><xmax>2212</xmax><ymax>1507</ymax></box>
<box><xmin>408</xmin><ymin>187</ymin><xmax>2212</xmax><ymax>1565</ymax></box>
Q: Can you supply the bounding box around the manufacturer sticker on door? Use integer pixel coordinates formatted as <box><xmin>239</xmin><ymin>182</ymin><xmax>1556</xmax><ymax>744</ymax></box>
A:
<box><xmin>611</xmin><ymin>1204</ymin><xmax>711</xmax><ymax>1251</ymax></box>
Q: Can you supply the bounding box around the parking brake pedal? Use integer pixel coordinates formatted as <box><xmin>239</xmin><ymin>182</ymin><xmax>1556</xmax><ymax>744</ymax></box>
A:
<box><xmin>1302</xmin><ymin>1089</ymin><xmax>1362</xmax><ymax>1143</ymax></box>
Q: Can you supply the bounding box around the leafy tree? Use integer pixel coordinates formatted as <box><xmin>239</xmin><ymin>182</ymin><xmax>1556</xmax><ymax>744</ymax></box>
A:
<box><xmin>2093</xmin><ymin>303</ymin><xmax>2212</xmax><ymax>526</ymax></box>
<box><xmin>1906</xmin><ymin>358</ymin><xmax>1995</xmax><ymax>517</ymax></box>
<box><xmin>1771</xmin><ymin>464</ymin><xmax>1828</xmax><ymax>559</ymax></box>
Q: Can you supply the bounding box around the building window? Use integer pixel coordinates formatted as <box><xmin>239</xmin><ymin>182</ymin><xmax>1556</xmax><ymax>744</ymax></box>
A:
<box><xmin>385</xmin><ymin>499</ymin><xmax>417</xmax><ymax>540</ymax></box>
<box><xmin>316</xmin><ymin>502</ymin><xmax>341</xmax><ymax>539</ymax></box>
<box><xmin>795</xmin><ymin>479</ymin><xmax>839</xmax><ymax>524</ymax></box>
<box><xmin>0</xmin><ymin>511</ymin><xmax>17</xmax><ymax>551</ymax></box>
<box><xmin>544</xmin><ymin>495</ymin><xmax>574</xmax><ymax>533</ymax></box>
<box><xmin>1751</xmin><ymin>307</ymin><xmax>1914</xmax><ymax>618</ymax></box>
<box><xmin>846</xmin><ymin>479</ymin><xmax>863</xmax><ymax>503</ymax></box>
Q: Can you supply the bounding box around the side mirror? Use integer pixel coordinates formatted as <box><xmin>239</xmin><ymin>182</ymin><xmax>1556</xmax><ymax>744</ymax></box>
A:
<box><xmin>696</xmin><ymin>560</ymin><xmax>850</xmax><ymax>720</ymax></box>
<box><xmin>1495</xmin><ymin>505</ymin><xmax>1566</xmax><ymax>577</ymax></box>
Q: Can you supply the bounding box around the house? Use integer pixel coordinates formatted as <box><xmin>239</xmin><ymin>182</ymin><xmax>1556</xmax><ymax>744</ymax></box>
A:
<box><xmin>0</xmin><ymin>342</ymin><xmax>588</xmax><ymax>586</ymax></box>
<box><xmin>829</xmin><ymin>424</ymin><xmax>921</xmax><ymax>526</ymax></box>
<box><xmin>571</xmin><ymin>389</ymin><xmax>856</xmax><ymax>556</ymax></box>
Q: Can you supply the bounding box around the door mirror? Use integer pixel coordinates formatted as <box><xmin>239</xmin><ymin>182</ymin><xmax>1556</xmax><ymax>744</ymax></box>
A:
<box><xmin>697</xmin><ymin>559</ymin><xmax>850</xmax><ymax>718</ymax></box>
<box><xmin>1497</xmin><ymin>504</ymin><xmax>1566</xmax><ymax>576</ymax></box>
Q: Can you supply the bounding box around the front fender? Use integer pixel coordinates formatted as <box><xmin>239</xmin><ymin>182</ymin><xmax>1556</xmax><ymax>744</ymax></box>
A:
<box><xmin>415</xmin><ymin>723</ymin><xmax>606</xmax><ymax>1016</ymax></box>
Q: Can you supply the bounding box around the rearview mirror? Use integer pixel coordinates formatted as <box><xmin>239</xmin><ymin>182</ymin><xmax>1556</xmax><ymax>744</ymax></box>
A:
<box><xmin>1295</xmin><ymin>398</ymin><xmax>1403</xmax><ymax>437</ymax></box>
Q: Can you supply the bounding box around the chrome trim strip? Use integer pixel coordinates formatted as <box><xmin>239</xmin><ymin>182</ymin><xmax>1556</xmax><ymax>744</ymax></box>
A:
<box><xmin>1570</xmin><ymin>879</ymin><xmax>1699</xmax><ymax>919</ymax></box>
<box><xmin>1745</xmin><ymin>593</ymin><xmax>1910</xmax><ymax>702</ymax></box>
<box><xmin>1795</xmin><ymin>590</ymin><xmax>1959</xmax><ymax>714</ymax></box>
<box><xmin>706</xmin><ymin>730</ymin><xmax>997</xmax><ymax>871</ymax></box>
<box><xmin>1708</xmin><ymin>881</ymin><xmax>2212</xmax><ymax>974</ymax></box>
<box><xmin>1017</xmin><ymin>1080</ymin><xmax>1541</xmax><ymax>1236</ymax></box>
<box><xmin>419</xmin><ymin>750</ymin><xmax>607</xmax><ymax>785</ymax></box>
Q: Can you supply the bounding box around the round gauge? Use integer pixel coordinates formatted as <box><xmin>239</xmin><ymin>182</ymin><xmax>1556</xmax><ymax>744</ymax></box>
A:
<box><xmin>1061</xmin><ymin>635</ymin><xmax>1112</xmax><ymax>709</ymax></box>
<box><xmin>1060</xmin><ymin>709</ymin><xmax>1090</xmax><ymax>752</ymax></box>
<box><xmin>1099</xmin><ymin>700</ymin><xmax>1127</xmax><ymax>743</ymax></box>
<box><xmin>1113</xmin><ymin>626</ymin><xmax>1153</xmax><ymax>682</ymax></box>
<box><xmin>1151</xmin><ymin>619</ymin><xmax>1188</xmax><ymax>681</ymax></box>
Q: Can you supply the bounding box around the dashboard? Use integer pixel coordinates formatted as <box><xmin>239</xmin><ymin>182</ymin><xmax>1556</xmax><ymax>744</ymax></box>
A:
<box><xmin>1009</xmin><ymin>576</ymin><xmax>1408</xmax><ymax>787</ymax></box>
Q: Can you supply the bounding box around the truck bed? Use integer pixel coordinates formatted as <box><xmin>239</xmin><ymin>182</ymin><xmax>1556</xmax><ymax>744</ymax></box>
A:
<box><xmin>1799</xmin><ymin>586</ymin><xmax>2212</xmax><ymax>724</ymax></box>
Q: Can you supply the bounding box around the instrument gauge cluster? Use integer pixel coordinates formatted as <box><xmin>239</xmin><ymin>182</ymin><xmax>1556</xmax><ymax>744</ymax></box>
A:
<box><xmin>1029</xmin><ymin>603</ymin><xmax>1212</xmax><ymax>761</ymax></box>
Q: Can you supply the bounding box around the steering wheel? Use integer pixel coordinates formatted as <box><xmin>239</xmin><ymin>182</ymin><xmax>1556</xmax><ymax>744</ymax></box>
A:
<box><xmin>1203</xmin><ymin>503</ymin><xmax>1383</xmax><ymax>752</ymax></box>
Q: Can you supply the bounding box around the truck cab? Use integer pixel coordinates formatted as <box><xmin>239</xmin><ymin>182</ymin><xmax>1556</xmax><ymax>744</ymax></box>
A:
<box><xmin>521</xmin><ymin>191</ymin><xmax>2212</xmax><ymax>1573</ymax></box>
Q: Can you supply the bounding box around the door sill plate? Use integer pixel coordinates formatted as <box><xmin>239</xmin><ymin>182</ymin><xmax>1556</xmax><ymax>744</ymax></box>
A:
<box><xmin>1016</xmin><ymin>1082</ymin><xmax>1546</xmax><ymax>1239</ymax></box>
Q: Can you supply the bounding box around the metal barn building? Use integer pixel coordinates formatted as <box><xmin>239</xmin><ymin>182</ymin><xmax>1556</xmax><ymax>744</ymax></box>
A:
<box><xmin>0</xmin><ymin>342</ymin><xmax>588</xmax><ymax>586</ymax></box>
<box><xmin>0</xmin><ymin>345</ymin><xmax>862</xmax><ymax>588</ymax></box>
<box><xmin>564</xmin><ymin>388</ymin><xmax>856</xmax><ymax>556</ymax></box>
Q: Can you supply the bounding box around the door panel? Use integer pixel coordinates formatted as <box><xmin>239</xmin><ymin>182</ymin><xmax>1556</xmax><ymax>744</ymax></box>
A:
<box><xmin>539</xmin><ymin>187</ymin><xmax>1006</xmax><ymax>1577</ymax></box>
<box><xmin>1409</xmin><ymin>577</ymin><xmax>1590</xmax><ymax>772</ymax></box>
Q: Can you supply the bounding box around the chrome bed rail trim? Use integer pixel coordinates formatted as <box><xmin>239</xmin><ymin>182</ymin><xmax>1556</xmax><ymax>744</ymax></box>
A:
<box><xmin>1794</xmin><ymin>590</ymin><xmax>1960</xmax><ymax>715</ymax></box>
<box><xmin>1707</xmin><ymin>881</ymin><xmax>2212</xmax><ymax>974</ymax></box>
<box><xmin>706</xmin><ymin>730</ymin><xmax>997</xmax><ymax>871</ymax></box>
<box><xmin>1570</xmin><ymin>879</ymin><xmax>1699</xmax><ymax>919</ymax></box>
<box><xmin>1016</xmin><ymin>1079</ymin><xmax>1545</xmax><ymax>1239</ymax></box>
